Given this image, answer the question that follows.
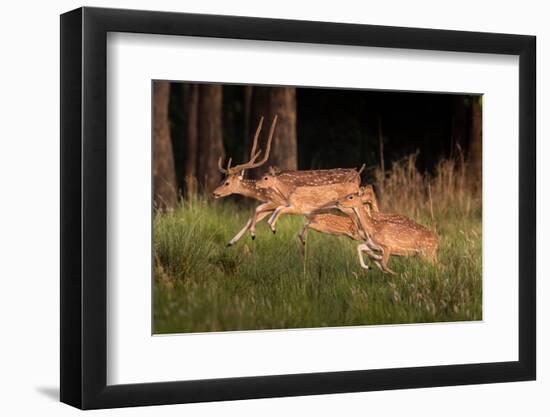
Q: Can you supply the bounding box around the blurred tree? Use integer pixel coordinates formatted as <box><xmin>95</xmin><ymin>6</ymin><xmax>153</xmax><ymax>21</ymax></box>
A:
<box><xmin>451</xmin><ymin>95</ymin><xmax>468</xmax><ymax>154</ymax></box>
<box><xmin>198</xmin><ymin>85</ymin><xmax>224</xmax><ymax>192</ymax></box>
<box><xmin>248</xmin><ymin>86</ymin><xmax>297</xmax><ymax>176</ymax></box>
<box><xmin>163</xmin><ymin>82</ymin><xmax>478</xmax><ymax>198</ymax></box>
<box><xmin>153</xmin><ymin>81</ymin><xmax>177</xmax><ymax>209</ymax></box>
<box><xmin>469</xmin><ymin>96</ymin><xmax>482</xmax><ymax>190</ymax></box>
<box><xmin>183</xmin><ymin>83</ymin><xmax>199</xmax><ymax>195</ymax></box>
<box><xmin>242</xmin><ymin>85</ymin><xmax>253</xmax><ymax>162</ymax></box>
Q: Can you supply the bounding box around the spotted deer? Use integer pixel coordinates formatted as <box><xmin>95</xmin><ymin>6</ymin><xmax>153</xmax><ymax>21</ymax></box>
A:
<box><xmin>212</xmin><ymin>115</ymin><xmax>361</xmax><ymax>245</ymax></box>
<box><xmin>298</xmin><ymin>212</ymin><xmax>385</xmax><ymax>270</ymax></box>
<box><xmin>333</xmin><ymin>188</ymin><xmax>438</xmax><ymax>274</ymax></box>
<box><xmin>299</xmin><ymin>185</ymin><xmax>378</xmax><ymax>244</ymax></box>
<box><xmin>297</xmin><ymin>186</ymin><xmax>384</xmax><ymax>270</ymax></box>
<box><xmin>254</xmin><ymin>165</ymin><xmax>364</xmax><ymax>232</ymax></box>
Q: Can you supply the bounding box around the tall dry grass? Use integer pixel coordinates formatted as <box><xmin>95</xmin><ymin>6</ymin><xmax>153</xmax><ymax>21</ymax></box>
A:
<box><xmin>373</xmin><ymin>151</ymin><xmax>480</xmax><ymax>227</ymax></box>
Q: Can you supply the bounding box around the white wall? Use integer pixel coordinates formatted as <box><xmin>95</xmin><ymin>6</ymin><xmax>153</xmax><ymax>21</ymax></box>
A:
<box><xmin>0</xmin><ymin>0</ymin><xmax>546</xmax><ymax>415</ymax></box>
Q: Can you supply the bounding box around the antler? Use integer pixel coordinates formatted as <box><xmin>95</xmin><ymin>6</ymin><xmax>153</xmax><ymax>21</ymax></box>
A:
<box><xmin>217</xmin><ymin>156</ymin><xmax>227</xmax><ymax>174</ymax></box>
<box><xmin>218</xmin><ymin>117</ymin><xmax>263</xmax><ymax>174</ymax></box>
<box><xmin>343</xmin><ymin>163</ymin><xmax>366</xmax><ymax>182</ymax></box>
<box><xmin>217</xmin><ymin>115</ymin><xmax>278</xmax><ymax>176</ymax></box>
<box><xmin>249</xmin><ymin>114</ymin><xmax>277</xmax><ymax>169</ymax></box>
<box><xmin>229</xmin><ymin>115</ymin><xmax>278</xmax><ymax>174</ymax></box>
<box><xmin>249</xmin><ymin>117</ymin><xmax>264</xmax><ymax>160</ymax></box>
<box><xmin>217</xmin><ymin>156</ymin><xmax>233</xmax><ymax>174</ymax></box>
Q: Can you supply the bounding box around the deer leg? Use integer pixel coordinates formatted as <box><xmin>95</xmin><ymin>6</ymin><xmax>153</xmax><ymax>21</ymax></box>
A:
<box><xmin>267</xmin><ymin>206</ymin><xmax>283</xmax><ymax>227</ymax></box>
<box><xmin>228</xmin><ymin>210</ymin><xmax>273</xmax><ymax>246</ymax></box>
<box><xmin>365</xmin><ymin>238</ymin><xmax>384</xmax><ymax>254</ymax></box>
<box><xmin>298</xmin><ymin>221</ymin><xmax>311</xmax><ymax>245</ymax></box>
<box><xmin>227</xmin><ymin>204</ymin><xmax>274</xmax><ymax>246</ymax></box>
<box><xmin>361</xmin><ymin>240</ymin><xmax>385</xmax><ymax>271</ymax></box>
<box><xmin>364</xmin><ymin>251</ymin><xmax>384</xmax><ymax>272</ymax></box>
<box><xmin>249</xmin><ymin>210</ymin><xmax>274</xmax><ymax>239</ymax></box>
<box><xmin>361</xmin><ymin>239</ymin><xmax>384</xmax><ymax>271</ymax></box>
<box><xmin>358</xmin><ymin>243</ymin><xmax>386</xmax><ymax>272</ymax></box>
<box><xmin>379</xmin><ymin>249</ymin><xmax>396</xmax><ymax>275</ymax></box>
<box><xmin>249</xmin><ymin>202</ymin><xmax>278</xmax><ymax>238</ymax></box>
<box><xmin>227</xmin><ymin>218</ymin><xmax>253</xmax><ymax>246</ymax></box>
<box><xmin>357</xmin><ymin>244</ymin><xmax>372</xmax><ymax>270</ymax></box>
<box><xmin>267</xmin><ymin>206</ymin><xmax>294</xmax><ymax>232</ymax></box>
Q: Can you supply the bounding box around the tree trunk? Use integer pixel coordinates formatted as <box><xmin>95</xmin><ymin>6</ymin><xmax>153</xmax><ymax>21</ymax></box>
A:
<box><xmin>243</xmin><ymin>85</ymin><xmax>253</xmax><ymax>162</ymax></box>
<box><xmin>468</xmin><ymin>96</ymin><xmax>482</xmax><ymax>190</ymax></box>
<box><xmin>153</xmin><ymin>81</ymin><xmax>177</xmax><ymax>210</ymax></box>
<box><xmin>183</xmin><ymin>83</ymin><xmax>199</xmax><ymax>196</ymax></box>
<box><xmin>248</xmin><ymin>86</ymin><xmax>297</xmax><ymax>177</ymax></box>
<box><xmin>451</xmin><ymin>95</ymin><xmax>467</xmax><ymax>154</ymax></box>
<box><xmin>198</xmin><ymin>85</ymin><xmax>224</xmax><ymax>193</ymax></box>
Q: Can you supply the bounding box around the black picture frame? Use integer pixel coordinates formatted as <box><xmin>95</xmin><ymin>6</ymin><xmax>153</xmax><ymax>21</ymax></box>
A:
<box><xmin>60</xmin><ymin>6</ymin><xmax>536</xmax><ymax>410</ymax></box>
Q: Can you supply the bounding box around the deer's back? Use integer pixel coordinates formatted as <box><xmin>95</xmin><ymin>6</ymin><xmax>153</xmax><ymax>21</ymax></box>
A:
<box><xmin>276</xmin><ymin>168</ymin><xmax>360</xmax><ymax>187</ymax></box>
<box><xmin>290</xmin><ymin>182</ymin><xmax>359</xmax><ymax>211</ymax></box>
<box><xmin>369</xmin><ymin>214</ymin><xmax>438</xmax><ymax>257</ymax></box>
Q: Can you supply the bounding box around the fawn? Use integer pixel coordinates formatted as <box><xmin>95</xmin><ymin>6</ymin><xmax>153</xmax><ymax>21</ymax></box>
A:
<box><xmin>254</xmin><ymin>166</ymin><xmax>363</xmax><ymax>232</ymax></box>
<box><xmin>333</xmin><ymin>188</ymin><xmax>438</xmax><ymax>274</ymax></box>
<box><xmin>297</xmin><ymin>186</ymin><xmax>384</xmax><ymax>270</ymax></box>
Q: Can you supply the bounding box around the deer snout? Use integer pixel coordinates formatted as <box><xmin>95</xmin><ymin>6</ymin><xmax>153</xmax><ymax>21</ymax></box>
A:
<box><xmin>212</xmin><ymin>191</ymin><xmax>220</xmax><ymax>199</ymax></box>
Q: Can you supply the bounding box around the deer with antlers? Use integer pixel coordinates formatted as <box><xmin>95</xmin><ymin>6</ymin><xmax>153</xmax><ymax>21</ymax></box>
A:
<box><xmin>331</xmin><ymin>188</ymin><xmax>438</xmax><ymax>274</ymax></box>
<box><xmin>212</xmin><ymin>115</ymin><xmax>362</xmax><ymax>245</ymax></box>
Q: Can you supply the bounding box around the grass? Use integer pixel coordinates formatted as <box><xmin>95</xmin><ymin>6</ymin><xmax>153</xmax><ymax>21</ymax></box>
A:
<box><xmin>153</xmin><ymin>155</ymin><xmax>482</xmax><ymax>334</ymax></box>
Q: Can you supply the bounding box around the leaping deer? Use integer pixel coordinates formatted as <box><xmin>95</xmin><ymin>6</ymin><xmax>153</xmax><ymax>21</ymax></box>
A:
<box><xmin>332</xmin><ymin>188</ymin><xmax>438</xmax><ymax>274</ymax></box>
<box><xmin>212</xmin><ymin>115</ymin><xmax>362</xmax><ymax>245</ymax></box>
<box><xmin>255</xmin><ymin>165</ymin><xmax>364</xmax><ymax>232</ymax></box>
<box><xmin>298</xmin><ymin>186</ymin><xmax>383</xmax><ymax>270</ymax></box>
<box><xmin>300</xmin><ymin>185</ymin><xmax>377</xmax><ymax>244</ymax></box>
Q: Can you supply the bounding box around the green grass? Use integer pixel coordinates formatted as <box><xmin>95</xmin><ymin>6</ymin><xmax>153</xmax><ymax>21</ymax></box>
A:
<box><xmin>153</xmin><ymin>196</ymin><xmax>482</xmax><ymax>334</ymax></box>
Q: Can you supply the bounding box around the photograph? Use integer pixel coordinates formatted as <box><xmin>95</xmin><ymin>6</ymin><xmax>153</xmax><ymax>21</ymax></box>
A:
<box><xmin>152</xmin><ymin>81</ymin><xmax>483</xmax><ymax>334</ymax></box>
<box><xmin>0</xmin><ymin>0</ymin><xmax>541</xmax><ymax>413</ymax></box>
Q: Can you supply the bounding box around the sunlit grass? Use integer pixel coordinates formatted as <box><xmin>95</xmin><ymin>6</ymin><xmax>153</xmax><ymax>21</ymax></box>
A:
<box><xmin>153</xmin><ymin>188</ymin><xmax>482</xmax><ymax>334</ymax></box>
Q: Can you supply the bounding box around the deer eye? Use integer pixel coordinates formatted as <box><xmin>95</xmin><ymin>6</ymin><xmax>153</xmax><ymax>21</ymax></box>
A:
<box><xmin>263</xmin><ymin>177</ymin><xmax>268</xmax><ymax>180</ymax></box>
<box><xmin>348</xmin><ymin>195</ymin><xmax>354</xmax><ymax>200</ymax></box>
<box><xmin>225</xmin><ymin>182</ymin><xmax>230</xmax><ymax>186</ymax></box>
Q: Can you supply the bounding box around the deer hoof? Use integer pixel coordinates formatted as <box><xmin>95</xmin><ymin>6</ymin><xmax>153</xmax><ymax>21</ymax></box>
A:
<box><xmin>251</xmin><ymin>235</ymin><xmax>256</xmax><ymax>240</ymax></box>
<box><xmin>226</xmin><ymin>242</ymin><xmax>233</xmax><ymax>247</ymax></box>
<box><xmin>272</xmin><ymin>229</ymin><xmax>276</xmax><ymax>234</ymax></box>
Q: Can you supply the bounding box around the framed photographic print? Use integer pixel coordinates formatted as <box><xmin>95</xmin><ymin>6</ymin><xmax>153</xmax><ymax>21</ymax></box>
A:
<box><xmin>60</xmin><ymin>6</ymin><xmax>536</xmax><ymax>409</ymax></box>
